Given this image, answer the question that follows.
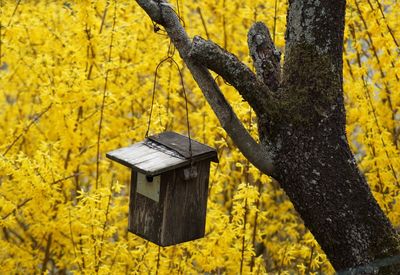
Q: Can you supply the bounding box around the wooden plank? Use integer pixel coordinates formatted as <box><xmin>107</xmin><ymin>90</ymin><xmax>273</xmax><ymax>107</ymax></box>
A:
<box><xmin>128</xmin><ymin>171</ymin><xmax>166</xmax><ymax>245</ymax></box>
<box><xmin>112</xmin><ymin>143</ymin><xmax>153</xmax><ymax>161</ymax></box>
<box><xmin>106</xmin><ymin>143</ymin><xmax>178</xmax><ymax>173</ymax></box>
<box><xmin>127</xmin><ymin>150</ymin><xmax>162</xmax><ymax>165</ymax></box>
<box><xmin>112</xmin><ymin>144</ymin><xmax>190</xmax><ymax>175</ymax></box>
<box><xmin>137</xmin><ymin>155</ymin><xmax>187</xmax><ymax>174</ymax></box>
<box><xmin>128</xmin><ymin>162</ymin><xmax>211</xmax><ymax>246</ymax></box>
<box><xmin>160</xmin><ymin>161</ymin><xmax>210</xmax><ymax>246</ymax></box>
<box><xmin>106</xmin><ymin>142</ymin><xmax>149</xmax><ymax>167</ymax></box>
<box><xmin>106</xmin><ymin>134</ymin><xmax>217</xmax><ymax>175</ymax></box>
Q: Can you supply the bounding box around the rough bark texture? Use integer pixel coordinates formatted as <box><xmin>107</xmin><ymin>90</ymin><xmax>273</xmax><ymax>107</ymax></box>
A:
<box><xmin>247</xmin><ymin>22</ymin><xmax>281</xmax><ymax>92</ymax></box>
<box><xmin>266</xmin><ymin>0</ymin><xmax>400</xmax><ymax>272</ymax></box>
<box><xmin>137</xmin><ymin>0</ymin><xmax>400</xmax><ymax>272</ymax></box>
<box><xmin>190</xmin><ymin>36</ymin><xmax>273</xmax><ymax>116</ymax></box>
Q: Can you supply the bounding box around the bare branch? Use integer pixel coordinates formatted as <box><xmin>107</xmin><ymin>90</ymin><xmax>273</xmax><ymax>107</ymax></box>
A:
<box><xmin>2</xmin><ymin>198</ymin><xmax>32</xmax><ymax>220</ymax></box>
<box><xmin>189</xmin><ymin>36</ymin><xmax>274</xmax><ymax>116</ymax></box>
<box><xmin>248</xmin><ymin>22</ymin><xmax>281</xmax><ymax>92</ymax></box>
<box><xmin>41</xmin><ymin>233</ymin><xmax>53</xmax><ymax>274</ymax></box>
<box><xmin>135</xmin><ymin>0</ymin><xmax>275</xmax><ymax>176</ymax></box>
<box><xmin>3</xmin><ymin>104</ymin><xmax>52</xmax><ymax>156</ymax></box>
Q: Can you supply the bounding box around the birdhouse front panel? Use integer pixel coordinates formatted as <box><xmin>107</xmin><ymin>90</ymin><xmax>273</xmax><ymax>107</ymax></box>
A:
<box><xmin>128</xmin><ymin>161</ymin><xmax>210</xmax><ymax>246</ymax></box>
<box><xmin>128</xmin><ymin>171</ymin><xmax>167</xmax><ymax>245</ymax></box>
<box><xmin>106</xmin><ymin>132</ymin><xmax>218</xmax><ymax>246</ymax></box>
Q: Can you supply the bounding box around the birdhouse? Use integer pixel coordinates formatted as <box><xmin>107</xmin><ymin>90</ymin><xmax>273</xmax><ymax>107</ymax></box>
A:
<box><xmin>106</xmin><ymin>131</ymin><xmax>218</xmax><ymax>246</ymax></box>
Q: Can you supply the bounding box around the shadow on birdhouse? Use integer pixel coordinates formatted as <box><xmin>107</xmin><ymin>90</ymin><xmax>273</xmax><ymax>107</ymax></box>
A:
<box><xmin>106</xmin><ymin>132</ymin><xmax>218</xmax><ymax>246</ymax></box>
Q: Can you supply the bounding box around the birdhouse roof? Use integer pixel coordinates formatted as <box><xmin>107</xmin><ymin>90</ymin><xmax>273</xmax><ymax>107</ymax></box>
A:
<box><xmin>106</xmin><ymin>132</ymin><xmax>218</xmax><ymax>176</ymax></box>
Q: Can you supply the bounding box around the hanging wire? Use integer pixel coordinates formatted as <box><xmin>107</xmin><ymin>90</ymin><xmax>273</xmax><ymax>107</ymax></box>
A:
<box><xmin>145</xmin><ymin>55</ymin><xmax>170</xmax><ymax>137</ymax></box>
<box><xmin>145</xmin><ymin>47</ymin><xmax>192</xmax><ymax>161</ymax></box>
<box><xmin>145</xmin><ymin>39</ymin><xmax>174</xmax><ymax>137</ymax></box>
<box><xmin>144</xmin><ymin>0</ymin><xmax>193</xmax><ymax>161</ymax></box>
<box><xmin>167</xmin><ymin>39</ymin><xmax>176</xmax><ymax>57</ymax></box>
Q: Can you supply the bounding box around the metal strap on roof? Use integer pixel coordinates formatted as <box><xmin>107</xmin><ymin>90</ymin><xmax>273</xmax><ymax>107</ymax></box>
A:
<box><xmin>147</xmin><ymin>132</ymin><xmax>216</xmax><ymax>160</ymax></box>
<box><xmin>144</xmin><ymin>139</ymin><xmax>186</xmax><ymax>160</ymax></box>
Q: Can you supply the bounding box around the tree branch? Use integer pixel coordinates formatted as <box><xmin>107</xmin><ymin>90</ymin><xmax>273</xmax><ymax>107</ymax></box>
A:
<box><xmin>135</xmin><ymin>0</ymin><xmax>274</xmax><ymax>176</ymax></box>
<box><xmin>189</xmin><ymin>36</ymin><xmax>274</xmax><ymax>116</ymax></box>
<box><xmin>247</xmin><ymin>22</ymin><xmax>281</xmax><ymax>92</ymax></box>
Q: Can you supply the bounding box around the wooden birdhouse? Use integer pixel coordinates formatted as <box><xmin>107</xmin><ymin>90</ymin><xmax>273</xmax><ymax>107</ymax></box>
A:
<box><xmin>106</xmin><ymin>131</ymin><xmax>218</xmax><ymax>246</ymax></box>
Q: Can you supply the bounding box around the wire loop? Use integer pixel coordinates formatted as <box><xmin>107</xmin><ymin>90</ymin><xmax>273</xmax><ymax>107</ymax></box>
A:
<box><xmin>145</xmin><ymin>47</ymin><xmax>192</xmax><ymax>161</ymax></box>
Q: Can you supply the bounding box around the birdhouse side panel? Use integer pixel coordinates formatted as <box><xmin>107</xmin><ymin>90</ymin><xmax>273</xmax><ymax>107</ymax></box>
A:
<box><xmin>160</xmin><ymin>161</ymin><xmax>211</xmax><ymax>246</ymax></box>
<box><xmin>128</xmin><ymin>171</ymin><xmax>166</xmax><ymax>245</ymax></box>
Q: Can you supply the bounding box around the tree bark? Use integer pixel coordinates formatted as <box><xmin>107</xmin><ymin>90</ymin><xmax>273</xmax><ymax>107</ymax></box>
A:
<box><xmin>136</xmin><ymin>0</ymin><xmax>400</xmax><ymax>272</ymax></box>
<box><xmin>271</xmin><ymin>0</ymin><xmax>400</xmax><ymax>272</ymax></box>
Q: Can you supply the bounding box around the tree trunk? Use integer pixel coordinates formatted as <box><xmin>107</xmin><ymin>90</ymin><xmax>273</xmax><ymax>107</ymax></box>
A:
<box><xmin>263</xmin><ymin>0</ymin><xmax>400</xmax><ymax>272</ymax></box>
<box><xmin>136</xmin><ymin>0</ymin><xmax>400</xmax><ymax>272</ymax></box>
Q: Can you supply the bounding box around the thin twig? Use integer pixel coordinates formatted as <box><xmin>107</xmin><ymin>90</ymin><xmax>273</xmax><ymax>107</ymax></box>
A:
<box><xmin>69</xmin><ymin>209</ymin><xmax>83</xmax><ymax>272</ymax></box>
<box><xmin>2</xmin><ymin>198</ymin><xmax>32</xmax><ymax>220</ymax></box>
<box><xmin>3</xmin><ymin>104</ymin><xmax>52</xmax><ymax>156</ymax></box>
<box><xmin>99</xmin><ymin>1</ymin><xmax>111</xmax><ymax>34</ymax></box>
<box><xmin>85</xmin><ymin>25</ymin><xmax>96</xmax><ymax>80</ymax></box>
<box><xmin>95</xmin><ymin>0</ymin><xmax>118</xmax><ymax>189</ymax></box>
<box><xmin>95</xmin><ymin>181</ymin><xmax>114</xmax><ymax>273</ymax></box>
<box><xmin>273</xmin><ymin>0</ymin><xmax>278</xmax><ymax>43</ymax></box>
<box><xmin>7</xmin><ymin>0</ymin><xmax>21</xmax><ymax>27</ymax></box>
<box><xmin>196</xmin><ymin>7</ymin><xmax>210</xmax><ymax>40</ymax></box>
<box><xmin>306</xmin><ymin>245</ymin><xmax>315</xmax><ymax>274</ymax></box>
<box><xmin>156</xmin><ymin>246</ymin><xmax>161</xmax><ymax>275</ymax></box>
<box><xmin>78</xmin><ymin>234</ymin><xmax>86</xmax><ymax>270</ymax></box>
<box><xmin>41</xmin><ymin>233</ymin><xmax>53</xmax><ymax>274</ymax></box>
<box><xmin>350</xmin><ymin>25</ymin><xmax>399</xmax><ymax>188</ymax></box>
<box><xmin>222</xmin><ymin>0</ymin><xmax>227</xmax><ymax>49</ymax></box>
<box><xmin>240</xmin><ymin>198</ymin><xmax>248</xmax><ymax>275</ymax></box>
<box><xmin>51</xmin><ymin>173</ymin><xmax>81</xmax><ymax>186</ymax></box>
<box><xmin>250</xmin><ymin>179</ymin><xmax>263</xmax><ymax>271</ymax></box>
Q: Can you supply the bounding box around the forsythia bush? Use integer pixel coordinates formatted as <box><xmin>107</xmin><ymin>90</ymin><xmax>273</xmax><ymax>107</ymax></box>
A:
<box><xmin>0</xmin><ymin>0</ymin><xmax>398</xmax><ymax>274</ymax></box>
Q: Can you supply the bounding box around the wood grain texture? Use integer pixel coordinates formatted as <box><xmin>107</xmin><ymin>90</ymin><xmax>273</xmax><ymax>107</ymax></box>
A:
<box><xmin>106</xmin><ymin>132</ymin><xmax>218</xmax><ymax>176</ymax></box>
<box><xmin>128</xmin><ymin>162</ymin><xmax>210</xmax><ymax>246</ymax></box>
<box><xmin>129</xmin><ymin>171</ymin><xmax>165</xmax><ymax>244</ymax></box>
<box><xmin>106</xmin><ymin>141</ymin><xmax>187</xmax><ymax>176</ymax></box>
<box><xmin>161</xmin><ymin>161</ymin><xmax>210</xmax><ymax>246</ymax></box>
